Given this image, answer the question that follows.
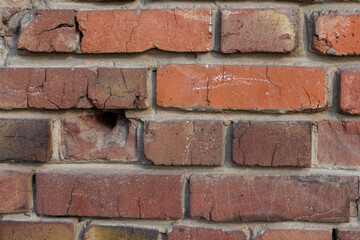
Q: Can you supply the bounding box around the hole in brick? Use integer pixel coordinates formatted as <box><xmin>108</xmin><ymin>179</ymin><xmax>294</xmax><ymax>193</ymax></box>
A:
<box><xmin>96</xmin><ymin>112</ymin><xmax>118</xmax><ymax>130</ymax></box>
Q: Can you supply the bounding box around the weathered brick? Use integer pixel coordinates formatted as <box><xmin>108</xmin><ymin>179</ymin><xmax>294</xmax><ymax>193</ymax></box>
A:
<box><xmin>0</xmin><ymin>68</ymin><xmax>147</xmax><ymax>110</ymax></box>
<box><xmin>221</xmin><ymin>9</ymin><xmax>299</xmax><ymax>53</ymax></box>
<box><xmin>0</xmin><ymin>221</ymin><xmax>74</xmax><ymax>240</ymax></box>
<box><xmin>313</xmin><ymin>12</ymin><xmax>360</xmax><ymax>55</ymax></box>
<box><xmin>318</xmin><ymin>121</ymin><xmax>360</xmax><ymax>167</ymax></box>
<box><xmin>36</xmin><ymin>169</ymin><xmax>184</xmax><ymax>219</ymax></box>
<box><xmin>157</xmin><ymin>65</ymin><xmax>327</xmax><ymax>112</ymax></box>
<box><xmin>190</xmin><ymin>175</ymin><xmax>358</xmax><ymax>222</ymax></box>
<box><xmin>77</xmin><ymin>9</ymin><xmax>213</xmax><ymax>53</ymax></box>
<box><xmin>18</xmin><ymin>10</ymin><xmax>77</xmax><ymax>52</ymax></box>
<box><xmin>233</xmin><ymin>121</ymin><xmax>311</xmax><ymax>167</ymax></box>
<box><xmin>144</xmin><ymin>120</ymin><xmax>223</xmax><ymax>165</ymax></box>
<box><xmin>61</xmin><ymin>112</ymin><xmax>138</xmax><ymax>161</ymax></box>
<box><xmin>168</xmin><ymin>226</ymin><xmax>246</xmax><ymax>240</ymax></box>
<box><xmin>254</xmin><ymin>229</ymin><xmax>332</xmax><ymax>240</ymax></box>
<box><xmin>340</xmin><ymin>70</ymin><xmax>360</xmax><ymax>115</ymax></box>
<box><xmin>336</xmin><ymin>228</ymin><xmax>360</xmax><ymax>240</ymax></box>
<box><xmin>84</xmin><ymin>224</ymin><xmax>159</xmax><ymax>240</ymax></box>
<box><xmin>0</xmin><ymin>119</ymin><xmax>50</xmax><ymax>162</ymax></box>
<box><xmin>0</xmin><ymin>169</ymin><xmax>32</xmax><ymax>213</ymax></box>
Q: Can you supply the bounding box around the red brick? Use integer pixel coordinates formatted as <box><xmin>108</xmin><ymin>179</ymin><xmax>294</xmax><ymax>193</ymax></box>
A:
<box><xmin>168</xmin><ymin>226</ymin><xmax>246</xmax><ymax>240</ymax></box>
<box><xmin>340</xmin><ymin>70</ymin><xmax>360</xmax><ymax>115</ymax></box>
<box><xmin>233</xmin><ymin>121</ymin><xmax>311</xmax><ymax>167</ymax></box>
<box><xmin>0</xmin><ymin>68</ymin><xmax>147</xmax><ymax>110</ymax></box>
<box><xmin>18</xmin><ymin>10</ymin><xmax>77</xmax><ymax>52</ymax></box>
<box><xmin>190</xmin><ymin>175</ymin><xmax>358</xmax><ymax>222</ymax></box>
<box><xmin>313</xmin><ymin>12</ymin><xmax>360</xmax><ymax>55</ymax></box>
<box><xmin>336</xmin><ymin>228</ymin><xmax>360</xmax><ymax>240</ymax></box>
<box><xmin>221</xmin><ymin>9</ymin><xmax>299</xmax><ymax>53</ymax></box>
<box><xmin>0</xmin><ymin>169</ymin><xmax>33</xmax><ymax>213</ymax></box>
<box><xmin>254</xmin><ymin>229</ymin><xmax>332</xmax><ymax>240</ymax></box>
<box><xmin>77</xmin><ymin>9</ymin><xmax>213</xmax><ymax>53</ymax></box>
<box><xmin>157</xmin><ymin>65</ymin><xmax>327</xmax><ymax>112</ymax></box>
<box><xmin>0</xmin><ymin>119</ymin><xmax>50</xmax><ymax>162</ymax></box>
<box><xmin>84</xmin><ymin>224</ymin><xmax>159</xmax><ymax>240</ymax></box>
<box><xmin>36</xmin><ymin>169</ymin><xmax>184</xmax><ymax>219</ymax></box>
<box><xmin>61</xmin><ymin>112</ymin><xmax>138</xmax><ymax>161</ymax></box>
<box><xmin>0</xmin><ymin>221</ymin><xmax>74</xmax><ymax>240</ymax></box>
<box><xmin>318</xmin><ymin>121</ymin><xmax>360</xmax><ymax>167</ymax></box>
<box><xmin>144</xmin><ymin>120</ymin><xmax>223</xmax><ymax>165</ymax></box>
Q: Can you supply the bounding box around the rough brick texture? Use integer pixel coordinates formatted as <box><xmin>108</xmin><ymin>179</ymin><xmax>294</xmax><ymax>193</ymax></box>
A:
<box><xmin>18</xmin><ymin>10</ymin><xmax>77</xmax><ymax>52</ymax></box>
<box><xmin>233</xmin><ymin>121</ymin><xmax>312</xmax><ymax>167</ymax></box>
<box><xmin>340</xmin><ymin>70</ymin><xmax>360</xmax><ymax>115</ymax></box>
<box><xmin>0</xmin><ymin>221</ymin><xmax>74</xmax><ymax>240</ymax></box>
<box><xmin>84</xmin><ymin>224</ymin><xmax>159</xmax><ymax>240</ymax></box>
<box><xmin>157</xmin><ymin>65</ymin><xmax>327</xmax><ymax>111</ymax></box>
<box><xmin>190</xmin><ymin>175</ymin><xmax>358</xmax><ymax>222</ymax></box>
<box><xmin>77</xmin><ymin>9</ymin><xmax>213</xmax><ymax>53</ymax></box>
<box><xmin>254</xmin><ymin>229</ymin><xmax>332</xmax><ymax>240</ymax></box>
<box><xmin>336</xmin><ymin>228</ymin><xmax>360</xmax><ymax>240</ymax></box>
<box><xmin>0</xmin><ymin>119</ymin><xmax>50</xmax><ymax>162</ymax></box>
<box><xmin>221</xmin><ymin>9</ymin><xmax>299</xmax><ymax>53</ymax></box>
<box><xmin>318</xmin><ymin>121</ymin><xmax>360</xmax><ymax>167</ymax></box>
<box><xmin>144</xmin><ymin>120</ymin><xmax>223</xmax><ymax>165</ymax></box>
<box><xmin>0</xmin><ymin>169</ymin><xmax>33</xmax><ymax>213</ymax></box>
<box><xmin>61</xmin><ymin>112</ymin><xmax>138</xmax><ymax>161</ymax></box>
<box><xmin>168</xmin><ymin>226</ymin><xmax>247</xmax><ymax>240</ymax></box>
<box><xmin>0</xmin><ymin>68</ymin><xmax>147</xmax><ymax>109</ymax></box>
<box><xmin>36</xmin><ymin>169</ymin><xmax>184</xmax><ymax>219</ymax></box>
<box><xmin>313</xmin><ymin>12</ymin><xmax>360</xmax><ymax>56</ymax></box>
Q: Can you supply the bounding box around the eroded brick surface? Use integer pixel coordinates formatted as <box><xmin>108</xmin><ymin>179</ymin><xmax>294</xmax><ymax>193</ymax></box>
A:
<box><xmin>61</xmin><ymin>112</ymin><xmax>138</xmax><ymax>161</ymax></box>
<box><xmin>0</xmin><ymin>119</ymin><xmax>50</xmax><ymax>162</ymax></box>
<box><xmin>168</xmin><ymin>226</ymin><xmax>246</xmax><ymax>240</ymax></box>
<box><xmin>84</xmin><ymin>224</ymin><xmax>159</xmax><ymax>240</ymax></box>
<box><xmin>254</xmin><ymin>229</ymin><xmax>332</xmax><ymax>240</ymax></box>
<box><xmin>144</xmin><ymin>120</ymin><xmax>223</xmax><ymax>165</ymax></box>
<box><xmin>190</xmin><ymin>175</ymin><xmax>358</xmax><ymax>222</ymax></box>
<box><xmin>77</xmin><ymin>9</ymin><xmax>213</xmax><ymax>53</ymax></box>
<box><xmin>157</xmin><ymin>65</ymin><xmax>327</xmax><ymax>111</ymax></box>
<box><xmin>0</xmin><ymin>221</ymin><xmax>74</xmax><ymax>240</ymax></box>
<box><xmin>221</xmin><ymin>9</ymin><xmax>299</xmax><ymax>53</ymax></box>
<box><xmin>36</xmin><ymin>169</ymin><xmax>184</xmax><ymax>219</ymax></box>
<box><xmin>233</xmin><ymin>121</ymin><xmax>312</xmax><ymax>167</ymax></box>
<box><xmin>18</xmin><ymin>10</ymin><xmax>77</xmax><ymax>52</ymax></box>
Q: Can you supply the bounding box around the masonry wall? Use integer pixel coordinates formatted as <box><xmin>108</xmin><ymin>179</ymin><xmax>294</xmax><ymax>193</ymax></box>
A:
<box><xmin>0</xmin><ymin>0</ymin><xmax>360</xmax><ymax>239</ymax></box>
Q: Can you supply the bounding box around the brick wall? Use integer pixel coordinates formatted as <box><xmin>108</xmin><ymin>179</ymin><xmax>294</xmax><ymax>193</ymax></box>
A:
<box><xmin>0</xmin><ymin>0</ymin><xmax>360</xmax><ymax>239</ymax></box>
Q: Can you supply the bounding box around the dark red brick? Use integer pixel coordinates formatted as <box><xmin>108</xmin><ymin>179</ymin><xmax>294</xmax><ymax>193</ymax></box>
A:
<box><xmin>168</xmin><ymin>226</ymin><xmax>246</xmax><ymax>240</ymax></box>
<box><xmin>221</xmin><ymin>9</ymin><xmax>299</xmax><ymax>53</ymax></box>
<box><xmin>0</xmin><ymin>169</ymin><xmax>33</xmax><ymax>213</ymax></box>
<box><xmin>0</xmin><ymin>119</ymin><xmax>50</xmax><ymax>162</ymax></box>
<box><xmin>36</xmin><ymin>169</ymin><xmax>184</xmax><ymax>219</ymax></box>
<box><xmin>233</xmin><ymin>121</ymin><xmax>311</xmax><ymax>167</ymax></box>
<box><xmin>190</xmin><ymin>175</ymin><xmax>358</xmax><ymax>222</ymax></box>
<box><xmin>144</xmin><ymin>120</ymin><xmax>223</xmax><ymax>165</ymax></box>
<box><xmin>254</xmin><ymin>229</ymin><xmax>332</xmax><ymax>240</ymax></box>
<box><xmin>61</xmin><ymin>112</ymin><xmax>138</xmax><ymax>161</ymax></box>
<box><xmin>336</xmin><ymin>228</ymin><xmax>360</xmax><ymax>240</ymax></box>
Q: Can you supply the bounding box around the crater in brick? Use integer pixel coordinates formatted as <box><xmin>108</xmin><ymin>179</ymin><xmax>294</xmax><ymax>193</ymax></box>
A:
<box><xmin>61</xmin><ymin>112</ymin><xmax>138</xmax><ymax>161</ymax></box>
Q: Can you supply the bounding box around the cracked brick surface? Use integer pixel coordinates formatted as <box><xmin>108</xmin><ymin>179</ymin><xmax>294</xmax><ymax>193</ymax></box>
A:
<box><xmin>157</xmin><ymin>65</ymin><xmax>327</xmax><ymax>111</ymax></box>
<box><xmin>17</xmin><ymin>10</ymin><xmax>77</xmax><ymax>52</ymax></box>
<box><xmin>36</xmin><ymin>169</ymin><xmax>184</xmax><ymax>219</ymax></box>
<box><xmin>61</xmin><ymin>112</ymin><xmax>138</xmax><ymax>161</ymax></box>
<box><xmin>0</xmin><ymin>118</ymin><xmax>50</xmax><ymax>162</ymax></box>
<box><xmin>0</xmin><ymin>68</ymin><xmax>147</xmax><ymax>109</ymax></box>
<box><xmin>0</xmin><ymin>221</ymin><xmax>74</xmax><ymax>240</ymax></box>
<box><xmin>254</xmin><ymin>229</ymin><xmax>332</xmax><ymax>240</ymax></box>
<box><xmin>313</xmin><ymin>12</ymin><xmax>360</xmax><ymax>56</ymax></box>
<box><xmin>77</xmin><ymin>9</ymin><xmax>213</xmax><ymax>53</ymax></box>
<box><xmin>84</xmin><ymin>224</ymin><xmax>159</xmax><ymax>240</ymax></box>
<box><xmin>0</xmin><ymin>169</ymin><xmax>33</xmax><ymax>213</ymax></box>
<box><xmin>143</xmin><ymin>120</ymin><xmax>223</xmax><ymax>165</ymax></box>
<box><xmin>168</xmin><ymin>226</ymin><xmax>246</xmax><ymax>240</ymax></box>
<box><xmin>221</xmin><ymin>9</ymin><xmax>299</xmax><ymax>53</ymax></box>
<box><xmin>190</xmin><ymin>175</ymin><xmax>358</xmax><ymax>222</ymax></box>
<box><xmin>233</xmin><ymin>121</ymin><xmax>312</xmax><ymax>167</ymax></box>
